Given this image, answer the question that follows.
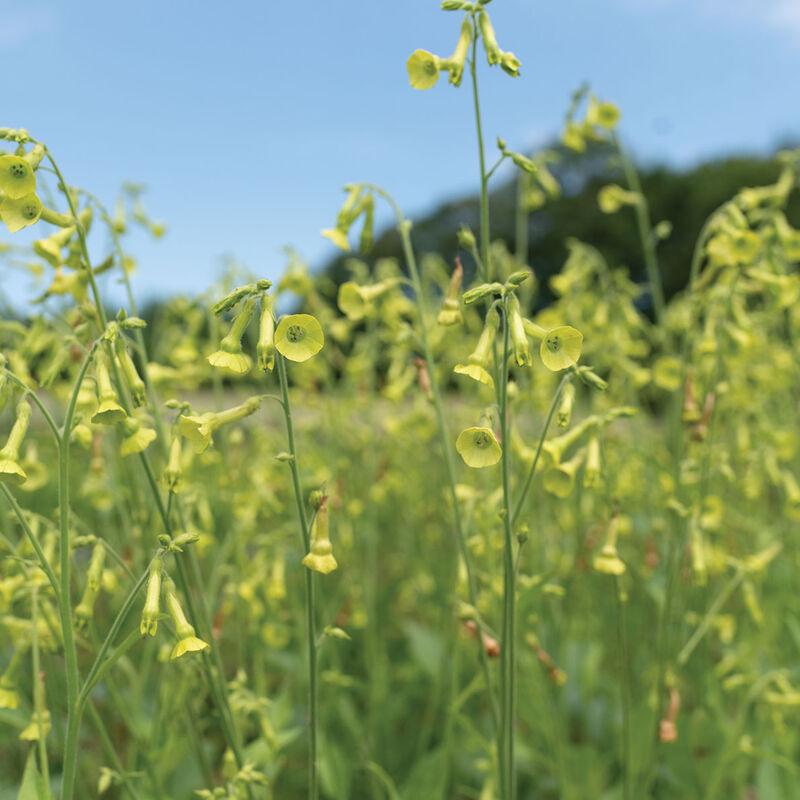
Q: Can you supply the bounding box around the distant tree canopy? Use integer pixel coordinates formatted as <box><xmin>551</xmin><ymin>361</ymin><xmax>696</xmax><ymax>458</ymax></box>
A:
<box><xmin>321</xmin><ymin>142</ymin><xmax>800</xmax><ymax>310</ymax></box>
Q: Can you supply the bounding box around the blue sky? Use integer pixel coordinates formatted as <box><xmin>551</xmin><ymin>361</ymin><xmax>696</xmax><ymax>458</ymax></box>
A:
<box><xmin>3</xmin><ymin>0</ymin><xmax>799</xmax><ymax>305</ymax></box>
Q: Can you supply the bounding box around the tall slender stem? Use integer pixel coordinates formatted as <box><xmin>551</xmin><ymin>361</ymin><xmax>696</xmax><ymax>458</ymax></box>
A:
<box><xmin>615</xmin><ymin>579</ymin><xmax>632</xmax><ymax>800</ymax></box>
<box><xmin>276</xmin><ymin>354</ymin><xmax>319</xmax><ymax>800</ymax></box>
<box><xmin>496</xmin><ymin>299</ymin><xmax>516</xmax><ymax>800</ymax></box>
<box><xmin>367</xmin><ymin>185</ymin><xmax>500</xmax><ymax>738</ymax></box>
<box><xmin>614</xmin><ymin>133</ymin><xmax>664</xmax><ymax>324</ymax></box>
<box><xmin>469</xmin><ymin>29</ymin><xmax>491</xmax><ymax>282</ymax></box>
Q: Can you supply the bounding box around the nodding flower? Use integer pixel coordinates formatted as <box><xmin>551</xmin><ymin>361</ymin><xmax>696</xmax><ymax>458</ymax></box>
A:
<box><xmin>119</xmin><ymin>415</ymin><xmax>157</xmax><ymax>457</ymax></box>
<box><xmin>207</xmin><ymin>297</ymin><xmax>256</xmax><ymax>375</ymax></box>
<box><xmin>556</xmin><ymin>381</ymin><xmax>576</xmax><ymax>429</ymax></box>
<box><xmin>322</xmin><ymin>184</ymin><xmax>373</xmax><ymax>252</ymax></box>
<box><xmin>178</xmin><ymin>396</ymin><xmax>262</xmax><ymax>454</ymax></box>
<box><xmin>163</xmin><ymin>434</ymin><xmax>183</xmax><ymax>494</ymax></box>
<box><xmin>140</xmin><ymin>557</ymin><xmax>163</xmax><ymax>637</ymax></box>
<box><xmin>75</xmin><ymin>541</ymin><xmax>106</xmax><ymax>628</ymax></box>
<box><xmin>454</xmin><ymin>305</ymin><xmax>499</xmax><ymax>388</ymax></box>
<box><xmin>302</xmin><ymin>494</ymin><xmax>338</xmax><ymax>575</ymax></box>
<box><xmin>0</xmin><ymin>646</ymin><xmax>27</xmax><ymax>709</ymax></box>
<box><xmin>437</xmin><ymin>259</ymin><xmax>464</xmax><ymax>327</ymax></box>
<box><xmin>337</xmin><ymin>278</ymin><xmax>401</xmax><ymax>322</ymax></box>
<box><xmin>593</xmin><ymin>514</ymin><xmax>626</xmax><ymax>576</ymax></box>
<box><xmin>584</xmin><ymin>436</ymin><xmax>602</xmax><ymax>488</ymax></box>
<box><xmin>443</xmin><ymin>18</ymin><xmax>472</xmax><ymax>87</ymax></box>
<box><xmin>116</xmin><ymin>339</ymin><xmax>147</xmax><ymax>406</ymax></box>
<box><xmin>0</xmin><ymin>399</ymin><xmax>32</xmax><ymax>486</ymax></box>
<box><xmin>543</xmin><ymin>448</ymin><xmax>585</xmax><ymax>499</ymax></box>
<box><xmin>164</xmin><ymin>577</ymin><xmax>210</xmax><ymax>659</ymax></box>
<box><xmin>257</xmin><ymin>294</ymin><xmax>276</xmax><ymax>372</ymax></box>
<box><xmin>91</xmin><ymin>351</ymin><xmax>127</xmax><ymax>426</ymax></box>
<box><xmin>477</xmin><ymin>10</ymin><xmax>521</xmax><ymax>77</ymax></box>
<box><xmin>508</xmin><ymin>295</ymin><xmax>532</xmax><ymax>367</ymax></box>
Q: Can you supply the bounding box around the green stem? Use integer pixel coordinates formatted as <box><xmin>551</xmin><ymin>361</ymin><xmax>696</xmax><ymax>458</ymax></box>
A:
<box><xmin>367</xmin><ymin>185</ymin><xmax>500</xmax><ymax>738</ymax></box>
<box><xmin>614</xmin><ymin>133</ymin><xmax>664</xmax><ymax>324</ymax></box>
<box><xmin>31</xmin><ymin>586</ymin><xmax>50</xmax><ymax>789</ymax></box>
<box><xmin>276</xmin><ymin>354</ymin><xmax>319</xmax><ymax>800</ymax></box>
<box><xmin>469</xmin><ymin>31</ymin><xmax>491</xmax><ymax>281</ymax></box>
<box><xmin>614</xmin><ymin>579</ymin><xmax>632</xmax><ymax>800</ymax></box>
<box><xmin>496</xmin><ymin>299</ymin><xmax>515</xmax><ymax>800</ymax></box>
<box><xmin>511</xmin><ymin>374</ymin><xmax>570</xmax><ymax>527</ymax></box>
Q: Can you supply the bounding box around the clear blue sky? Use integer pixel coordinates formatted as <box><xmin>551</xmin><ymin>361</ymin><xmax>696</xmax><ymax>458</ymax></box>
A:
<box><xmin>4</xmin><ymin>0</ymin><xmax>799</xmax><ymax>305</ymax></box>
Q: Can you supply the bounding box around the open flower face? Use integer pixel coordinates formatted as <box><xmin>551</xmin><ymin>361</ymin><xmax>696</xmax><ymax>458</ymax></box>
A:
<box><xmin>0</xmin><ymin>155</ymin><xmax>36</xmax><ymax>199</ymax></box>
<box><xmin>0</xmin><ymin>192</ymin><xmax>42</xmax><ymax>233</ymax></box>
<box><xmin>540</xmin><ymin>326</ymin><xmax>583</xmax><ymax>371</ymax></box>
<box><xmin>275</xmin><ymin>314</ymin><xmax>324</xmax><ymax>362</ymax></box>
<box><xmin>456</xmin><ymin>426</ymin><xmax>502</xmax><ymax>468</ymax></box>
<box><xmin>407</xmin><ymin>49</ymin><xmax>441</xmax><ymax>90</ymax></box>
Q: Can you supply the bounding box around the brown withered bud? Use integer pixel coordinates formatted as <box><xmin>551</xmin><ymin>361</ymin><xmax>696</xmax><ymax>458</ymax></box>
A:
<box><xmin>658</xmin><ymin>687</ymin><xmax>681</xmax><ymax>743</ymax></box>
<box><xmin>463</xmin><ymin>620</ymin><xmax>501</xmax><ymax>658</ymax></box>
<box><xmin>414</xmin><ymin>357</ymin><xmax>432</xmax><ymax>400</ymax></box>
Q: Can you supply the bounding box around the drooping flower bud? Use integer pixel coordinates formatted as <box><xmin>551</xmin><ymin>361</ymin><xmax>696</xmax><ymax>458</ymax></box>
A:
<box><xmin>0</xmin><ymin>399</ymin><xmax>31</xmax><ymax>485</ymax></box>
<box><xmin>75</xmin><ymin>542</ymin><xmax>106</xmax><ymax>628</ymax></box>
<box><xmin>437</xmin><ymin>259</ymin><xmax>464</xmax><ymax>326</ymax></box>
<box><xmin>116</xmin><ymin>338</ymin><xmax>147</xmax><ymax>406</ymax></box>
<box><xmin>257</xmin><ymin>294</ymin><xmax>276</xmax><ymax>372</ymax></box>
<box><xmin>302</xmin><ymin>494</ymin><xmax>338</xmax><ymax>575</ymax></box>
<box><xmin>208</xmin><ymin>297</ymin><xmax>256</xmax><ymax>375</ymax></box>
<box><xmin>164</xmin><ymin>577</ymin><xmax>209</xmax><ymax>659</ymax></box>
<box><xmin>556</xmin><ymin>381</ymin><xmax>575</xmax><ymax>428</ymax></box>
<box><xmin>593</xmin><ymin>514</ymin><xmax>625</xmax><ymax>575</ymax></box>
<box><xmin>140</xmin><ymin>557</ymin><xmax>163</xmax><ymax>637</ymax></box>
<box><xmin>507</xmin><ymin>294</ymin><xmax>531</xmax><ymax>367</ymax></box>
<box><xmin>91</xmin><ymin>351</ymin><xmax>127</xmax><ymax>425</ymax></box>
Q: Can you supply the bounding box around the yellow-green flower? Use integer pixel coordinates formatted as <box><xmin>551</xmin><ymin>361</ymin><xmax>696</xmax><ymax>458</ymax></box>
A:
<box><xmin>445</xmin><ymin>20</ymin><xmax>472</xmax><ymax>86</ymax></box>
<box><xmin>178</xmin><ymin>397</ymin><xmax>261</xmax><ymax>454</ymax></box>
<box><xmin>208</xmin><ymin>297</ymin><xmax>255</xmax><ymax>375</ymax></box>
<box><xmin>19</xmin><ymin>710</ymin><xmax>51</xmax><ymax>742</ymax></box>
<box><xmin>119</xmin><ymin>416</ymin><xmax>157</xmax><ymax>456</ymax></box>
<box><xmin>598</xmin><ymin>184</ymin><xmax>638</xmax><ymax>214</ymax></box>
<box><xmin>586</xmin><ymin>98</ymin><xmax>621</xmax><ymax>130</ymax></box>
<box><xmin>321</xmin><ymin>227</ymin><xmax>350</xmax><ymax>251</ymax></box>
<box><xmin>275</xmin><ymin>314</ymin><xmax>324</xmax><ymax>362</ymax></box>
<box><xmin>453</xmin><ymin>363</ymin><xmax>494</xmax><ymax>388</ymax></box>
<box><xmin>508</xmin><ymin>296</ymin><xmax>531</xmax><ymax>367</ymax></box>
<box><xmin>302</xmin><ymin>495</ymin><xmax>338</xmax><ymax>575</ymax></box>
<box><xmin>543</xmin><ymin>450</ymin><xmax>584</xmax><ymax>498</ymax></box>
<box><xmin>338</xmin><ymin>279</ymin><xmax>400</xmax><ymax>321</ymax></box>
<box><xmin>0</xmin><ymin>154</ymin><xmax>36</xmax><ymax>199</ymax></box>
<box><xmin>593</xmin><ymin>515</ymin><xmax>625</xmax><ymax>575</ymax></box>
<box><xmin>652</xmin><ymin>355</ymin><xmax>683</xmax><ymax>391</ymax></box>
<box><xmin>407</xmin><ymin>49</ymin><xmax>442</xmax><ymax>90</ymax></box>
<box><xmin>0</xmin><ymin>192</ymin><xmax>42</xmax><ymax>233</ymax></box>
<box><xmin>540</xmin><ymin>326</ymin><xmax>583</xmax><ymax>371</ymax></box>
<box><xmin>91</xmin><ymin>352</ymin><xmax>127</xmax><ymax>425</ymax></box>
<box><xmin>0</xmin><ymin>400</ymin><xmax>31</xmax><ymax>486</ymax></box>
<box><xmin>456</xmin><ymin>426</ymin><xmax>502</xmax><ymax>468</ymax></box>
<box><xmin>257</xmin><ymin>295</ymin><xmax>276</xmax><ymax>372</ymax></box>
<box><xmin>164</xmin><ymin>578</ymin><xmax>209</xmax><ymax>659</ymax></box>
<box><xmin>140</xmin><ymin>558</ymin><xmax>163</xmax><ymax>637</ymax></box>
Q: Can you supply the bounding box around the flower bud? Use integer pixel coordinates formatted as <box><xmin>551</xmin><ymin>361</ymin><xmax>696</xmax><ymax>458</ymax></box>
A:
<box><xmin>302</xmin><ymin>494</ymin><xmax>338</xmax><ymax>575</ymax></box>
<box><xmin>116</xmin><ymin>339</ymin><xmax>146</xmax><ymax>406</ymax></box>
<box><xmin>257</xmin><ymin>295</ymin><xmax>276</xmax><ymax>372</ymax></box>
<box><xmin>140</xmin><ymin>558</ymin><xmax>163</xmax><ymax>637</ymax></box>
<box><xmin>437</xmin><ymin>259</ymin><xmax>464</xmax><ymax>327</ymax></box>
<box><xmin>163</xmin><ymin>434</ymin><xmax>183</xmax><ymax>493</ymax></box>
<box><xmin>556</xmin><ymin>381</ymin><xmax>575</xmax><ymax>428</ymax></box>
<box><xmin>0</xmin><ymin>400</ymin><xmax>31</xmax><ymax>485</ymax></box>
<box><xmin>208</xmin><ymin>297</ymin><xmax>255</xmax><ymax>375</ymax></box>
<box><xmin>164</xmin><ymin>577</ymin><xmax>210</xmax><ymax>658</ymax></box>
<box><xmin>507</xmin><ymin>295</ymin><xmax>531</xmax><ymax>367</ymax></box>
<box><xmin>92</xmin><ymin>351</ymin><xmax>127</xmax><ymax>425</ymax></box>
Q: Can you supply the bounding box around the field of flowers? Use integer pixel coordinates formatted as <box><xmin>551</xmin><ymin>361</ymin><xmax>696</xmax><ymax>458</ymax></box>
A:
<box><xmin>2</xmin><ymin>2</ymin><xmax>800</xmax><ymax>799</ymax></box>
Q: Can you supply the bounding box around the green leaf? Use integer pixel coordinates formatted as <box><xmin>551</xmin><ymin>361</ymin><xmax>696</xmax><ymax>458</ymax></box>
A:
<box><xmin>17</xmin><ymin>751</ymin><xmax>50</xmax><ymax>800</ymax></box>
